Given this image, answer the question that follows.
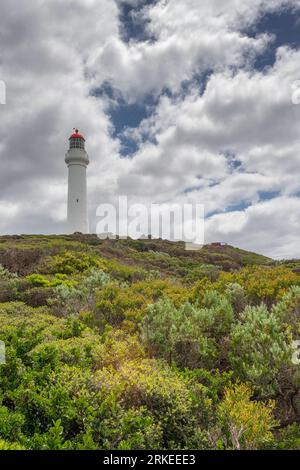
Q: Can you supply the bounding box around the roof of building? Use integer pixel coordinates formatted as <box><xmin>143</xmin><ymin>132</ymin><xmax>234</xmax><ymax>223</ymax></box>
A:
<box><xmin>69</xmin><ymin>129</ymin><xmax>85</xmax><ymax>141</ymax></box>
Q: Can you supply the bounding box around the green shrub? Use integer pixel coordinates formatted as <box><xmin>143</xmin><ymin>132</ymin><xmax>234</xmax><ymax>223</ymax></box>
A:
<box><xmin>272</xmin><ymin>286</ymin><xmax>300</xmax><ymax>335</ymax></box>
<box><xmin>142</xmin><ymin>297</ymin><xmax>233</xmax><ymax>369</ymax></box>
<box><xmin>94</xmin><ymin>358</ymin><xmax>211</xmax><ymax>449</ymax></box>
<box><xmin>216</xmin><ymin>383</ymin><xmax>276</xmax><ymax>450</ymax></box>
<box><xmin>229</xmin><ymin>305</ymin><xmax>292</xmax><ymax>396</ymax></box>
<box><xmin>271</xmin><ymin>423</ymin><xmax>300</xmax><ymax>450</ymax></box>
<box><xmin>0</xmin><ymin>264</ymin><xmax>18</xmax><ymax>279</ymax></box>
<box><xmin>95</xmin><ymin>285</ymin><xmax>147</xmax><ymax>328</ymax></box>
<box><xmin>49</xmin><ymin>251</ymin><xmax>106</xmax><ymax>275</ymax></box>
<box><xmin>0</xmin><ymin>439</ymin><xmax>25</xmax><ymax>450</ymax></box>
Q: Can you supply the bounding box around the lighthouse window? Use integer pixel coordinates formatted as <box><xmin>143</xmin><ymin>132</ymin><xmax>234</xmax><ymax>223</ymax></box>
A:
<box><xmin>70</xmin><ymin>138</ymin><xmax>85</xmax><ymax>149</ymax></box>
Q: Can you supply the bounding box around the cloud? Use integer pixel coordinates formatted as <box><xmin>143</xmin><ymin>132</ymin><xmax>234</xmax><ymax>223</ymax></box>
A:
<box><xmin>121</xmin><ymin>45</ymin><xmax>300</xmax><ymax>196</ymax></box>
<box><xmin>0</xmin><ymin>0</ymin><xmax>121</xmax><ymax>230</ymax></box>
<box><xmin>0</xmin><ymin>0</ymin><xmax>300</xmax><ymax>258</ymax></box>
<box><xmin>91</xmin><ymin>0</ymin><xmax>300</xmax><ymax>100</ymax></box>
<box><xmin>206</xmin><ymin>196</ymin><xmax>300</xmax><ymax>259</ymax></box>
<box><xmin>92</xmin><ymin>2</ymin><xmax>271</xmax><ymax>100</ymax></box>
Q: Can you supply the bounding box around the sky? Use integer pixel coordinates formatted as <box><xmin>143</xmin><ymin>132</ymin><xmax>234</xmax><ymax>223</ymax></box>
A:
<box><xmin>0</xmin><ymin>0</ymin><xmax>300</xmax><ymax>259</ymax></box>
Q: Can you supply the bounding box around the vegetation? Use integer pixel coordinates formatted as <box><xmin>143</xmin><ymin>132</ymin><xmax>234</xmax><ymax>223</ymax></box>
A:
<box><xmin>0</xmin><ymin>234</ymin><xmax>300</xmax><ymax>450</ymax></box>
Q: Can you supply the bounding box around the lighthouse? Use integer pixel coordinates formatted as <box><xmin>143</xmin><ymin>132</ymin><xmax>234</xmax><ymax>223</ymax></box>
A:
<box><xmin>65</xmin><ymin>129</ymin><xmax>89</xmax><ymax>234</ymax></box>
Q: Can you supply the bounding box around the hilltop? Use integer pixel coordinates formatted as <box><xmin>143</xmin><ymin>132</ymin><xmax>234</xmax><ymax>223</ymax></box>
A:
<box><xmin>0</xmin><ymin>234</ymin><xmax>272</xmax><ymax>278</ymax></box>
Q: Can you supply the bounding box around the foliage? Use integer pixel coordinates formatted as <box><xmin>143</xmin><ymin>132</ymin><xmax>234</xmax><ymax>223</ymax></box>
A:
<box><xmin>48</xmin><ymin>268</ymin><xmax>111</xmax><ymax>317</ymax></box>
<box><xmin>26</xmin><ymin>273</ymin><xmax>75</xmax><ymax>288</ymax></box>
<box><xmin>218</xmin><ymin>266</ymin><xmax>300</xmax><ymax>306</ymax></box>
<box><xmin>0</xmin><ymin>235</ymin><xmax>300</xmax><ymax>450</ymax></box>
<box><xmin>48</xmin><ymin>251</ymin><xmax>107</xmax><ymax>275</ymax></box>
<box><xmin>216</xmin><ymin>383</ymin><xmax>276</xmax><ymax>450</ymax></box>
<box><xmin>132</xmin><ymin>279</ymin><xmax>189</xmax><ymax>307</ymax></box>
<box><xmin>272</xmin><ymin>286</ymin><xmax>300</xmax><ymax>335</ymax></box>
<box><xmin>95</xmin><ymin>284</ymin><xmax>147</xmax><ymax>328</ymax></box>
<box><xmin>271</xmin><ymin>424</ymin><xmax>300</xmax><ymax>450</ymax></box>
<box><xmin>142</xmin><ymin>294</ymin><xmax>233</xmax><ymax>369</ymax></box>
<box><xmin>94</xmin><ymin>358</ymin><xmax>211</xmax><ymax>449</ymax></box>
<box><xmin>0</xmin><ymin>263</ymin><xmax>18</xmax><ymax>279</ymax></box>
<box><xmin>0</xmin><ymin>439</ymin><xmax>25</xmax><ymax>450</ymax></box>
<box><xmin>229</xmin><ymin>305</ymin><xmax>292</xmax><ymax>396</ymax></box>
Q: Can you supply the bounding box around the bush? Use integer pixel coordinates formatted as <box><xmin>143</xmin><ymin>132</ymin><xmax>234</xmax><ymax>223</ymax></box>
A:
<box><xmin>94</xmin><ymin>358</ymin><xmax>212</xmax><ymax>449</ymax></box>
<box><xmin>219</xmin><ymin>267</ymin><xmax>300</xmax><ymax>306</ymax></box>
<box><xmin>106</xmin><ymin>259</ymin><xmax>148</xmax><ymax>283</ymax></box>
<box><xmin>0</xmin><ymin>264</ymin><xmax>18</xmax><ymax>279</ymax></box>
<box><xmin>0</xmin><ymin>439</ymin><xmax>25</xmax><ymax>450</ymax></box>
<box><xmin>272</xmin><ymin>423</ymin><xmax>300</xmax><ymax>450</ymax></box>
<box><xmin>49</xmin><ymin>251</ymin><xmax>106</xmax><ymax>275</ymax></box>
<box><xmin>95</xmin><ymin>285</ymin><xmax>147</xmax><ymax>327</ymax></box>
<box><xmin>225</xmin><ymin>283</ymin><xmax>247</xmax><ymax>314</ymax></box>
<box><xmin>216</xmin><ymin>383</ymin><xmax>276</xmax><ymax>450</ymax></box>
<box><xmin>21</xmin><ymin>287</ymin><xmax>55</xmax><ymax>307</ymax></box>
<box><xmin>94</xmin><ymin>330</ymin><xmax>145</xmax><ymax>370</ymax></box>
<box><xmin>142</xmin><ymin>296</ymin><xmax>233</xmax><ymax>369</ymax></box>
<box><xmin>229</xmin><ymin>305</ymin><xmax>292</xmax><ymax>396</ymax></box>
<box><xmin>132</xmin><ymin>279</ymin><xmax>189</xmax><ymax>307</ymax></box>
<box><xmin>48</xmin><ymin>269</ymin><xmax>112</xmax><ymax>318</ymax></box>
<box><xmin>272</xmin><ymin>286</ymin><xmax>300</xmax><ymax>335</ymax></box>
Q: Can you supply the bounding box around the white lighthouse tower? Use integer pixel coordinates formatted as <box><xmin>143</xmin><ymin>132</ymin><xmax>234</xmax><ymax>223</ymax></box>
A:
<box><xmin>65</xmin><ymin>129</ymin><xmax>89</xmax><ymax>233</ymax></box>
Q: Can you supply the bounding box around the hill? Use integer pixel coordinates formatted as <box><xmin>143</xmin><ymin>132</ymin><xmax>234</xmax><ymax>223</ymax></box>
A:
<box><xmin>0</xmin><ymin>234</ymin><xmax>272</xmax><ymax>277</ymax></box>
<box><xmin>0</xmin><ymin>234</ymin><xmax>300</xmax><ymax>450</ymax></box>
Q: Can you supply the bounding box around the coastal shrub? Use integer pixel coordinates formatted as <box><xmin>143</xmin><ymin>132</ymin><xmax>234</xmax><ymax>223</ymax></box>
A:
<box><xmin>216</xmin><ymin>383</ymin><xmax>276</xmax><ymax>450</ymax></box>
<box><xmin>229</xmin><ymin>305</ymin><xmax>292</xmax><ymax>396</ymax></box>
<box><xmin>142</xmin><ymin>297</ymin><xmax>233</xmax><ymax>369</ymax></box>
<box><xmin>49</xmin><ymin>251</ymin><xmax>106</xmax><ymax>275</ymax></box>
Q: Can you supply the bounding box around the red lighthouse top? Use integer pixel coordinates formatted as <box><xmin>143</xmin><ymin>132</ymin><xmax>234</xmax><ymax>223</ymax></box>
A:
<box><xmin>69</xmin><ymin>128</ymin><xmax>85</xmax><ymax>141</ymax></box>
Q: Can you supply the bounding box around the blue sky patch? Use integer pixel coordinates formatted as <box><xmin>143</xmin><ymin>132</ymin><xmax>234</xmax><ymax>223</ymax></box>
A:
<box><xmin>258</xmin><ymin>190</ymin><xmax>281</xmax><ymax>201</ymax></box>
<box><xmin>208</xmin><ymin>200</ymin><xmax>252</xmax><ymax>218</ymax></box>
<box><xmin>93</xmin><ymin>82</ymin><xmax>158</xmax><ymax>156</ymax></box>
<box><xmin>118</xmin><ymin>0</ymin><xmax>157</xmax><ymax>43</ymax></box>
<box><xmin>222</xmin><ymin>150</ymin><xmax>242</xmax><ymax>171</ymax></box>
<box><xmin>247</xmin><ymin>8</ymin><xmax>300</xmax><ymax>70</ymax></box>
